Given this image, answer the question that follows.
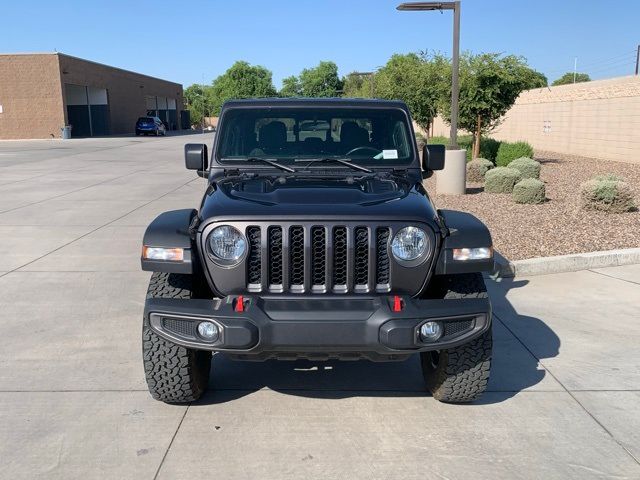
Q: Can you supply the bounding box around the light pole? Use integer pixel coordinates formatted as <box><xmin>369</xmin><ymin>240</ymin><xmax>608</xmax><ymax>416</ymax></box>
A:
<box><xmin>397</xmin><ymin>1</ymin><xmax>461</xmax><ymax>149</ymax></box>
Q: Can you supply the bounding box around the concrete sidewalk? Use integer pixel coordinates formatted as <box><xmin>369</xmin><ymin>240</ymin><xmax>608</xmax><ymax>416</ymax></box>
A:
<box><xmin>0</xmin><ymin>136</ymin><xmax>638</xmax><ymax>479</ymax></box>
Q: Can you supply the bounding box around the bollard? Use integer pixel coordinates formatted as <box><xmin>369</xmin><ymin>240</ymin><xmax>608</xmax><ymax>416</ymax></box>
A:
<box><xmin>436</xmin><ymin>149</ymin><xmax>466</xmax><ymax>195</ymax></box>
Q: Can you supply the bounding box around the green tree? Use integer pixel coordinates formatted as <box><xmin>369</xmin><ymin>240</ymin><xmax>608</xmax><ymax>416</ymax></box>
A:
<box><xmin>439</xmin><ymin>53</ymin><xmax>547</xmax><ymax>158</ymax></box>
<box><xmin>342</xmin><ymin>72</ymin><xmax>375</xmax><ymax>98</ymax></box>
<box><xmin>279</xmin><ymin>75</ymin><xmax>302</xmax><ymax>97</ymax></box>
<box><xmin>552</xmin><ymin>72</ymin><xmax>591</xmax><ymax>86</ymax></box>
<box><xmin>298</xmin><ymin>61</ymin><xmax>343</xmax><ymax>97</ymax></box>
<box><xmin>184</xmin><ymin>84</ymin><xmax>210</xmax><ymax>127</ymax></box>
<box><xmin>207</xmin><ymin>61</ymin><xmax>277</xmax><ymax>115</ymax></box>
<box><xmin>374</xmin><ymin>53</ymin><xmax>446</xmax><ymax>131</ymax></box>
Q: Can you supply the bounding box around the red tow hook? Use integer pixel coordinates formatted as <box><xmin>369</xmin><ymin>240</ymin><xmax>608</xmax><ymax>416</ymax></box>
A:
<box><xmin>234</xmin><ymin>295</ymin><xmax>245</xmax><ymax>312</ymax></box>
<box><xmin>392</xmin><ymin>295</ymin><xmax>403</xmax><ymax>312</ymax></box>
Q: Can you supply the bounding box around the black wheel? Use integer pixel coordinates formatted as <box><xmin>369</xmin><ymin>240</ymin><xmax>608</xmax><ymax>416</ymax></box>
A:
<box><xmin>142</xmin><ymin>272</ymin><xmax>211</xmax><ymax>403</ymax></box>
<box><xmin>420</xmin><ymin>273</ymin><xmax>492</xmax><ymax>403</ymax></box>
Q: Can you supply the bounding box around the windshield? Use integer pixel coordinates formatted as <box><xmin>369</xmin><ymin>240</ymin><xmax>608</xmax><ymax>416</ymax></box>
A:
<box><xmin>216</xmin><ymin>107</ymin><xmax>415</xmax><ymax>165</ymax></box>
<box><xmin>137</xmin><ymin>117</ymin><xmax>154</xmax><ymax>123</ymax></box>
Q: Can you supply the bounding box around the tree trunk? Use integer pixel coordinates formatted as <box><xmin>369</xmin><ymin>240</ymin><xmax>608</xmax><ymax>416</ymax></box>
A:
<box><xmin>473</xmin><ymin>115</ymin><xmax>482</xmax><ymax>159</ymax></box>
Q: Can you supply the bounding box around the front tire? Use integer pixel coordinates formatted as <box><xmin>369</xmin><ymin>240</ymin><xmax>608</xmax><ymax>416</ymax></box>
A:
<box><xmin>421</xmin><ymin>273</ymin><xmax>492</xmax><ymax>403</ymax></box>
<box><xmin>142</xmin><ymin>272</ymin><xmax>211</xmax><ymax>403</ymax></box>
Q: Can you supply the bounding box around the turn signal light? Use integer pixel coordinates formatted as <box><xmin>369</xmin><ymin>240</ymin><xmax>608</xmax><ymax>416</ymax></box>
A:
<box><xmin>452</xmin><ymin>247</ymin><xmax>493</xmax><ymax>261</ymax></box>
<box><xmin>142</xmin><ymin>246</ymin><xmax>184</xmax><ymax>262</ymax></box>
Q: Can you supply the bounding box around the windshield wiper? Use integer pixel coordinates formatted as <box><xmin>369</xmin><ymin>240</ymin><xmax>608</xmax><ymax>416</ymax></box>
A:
<box><xmin>246</xmin><ymin>157</ymin><xmax>296</xmax><ymax>173</ymax></box>
<box><xmin>296</xmin><ymin>157</ymin><xmax>373</xmax><ymax>173</ymax></box>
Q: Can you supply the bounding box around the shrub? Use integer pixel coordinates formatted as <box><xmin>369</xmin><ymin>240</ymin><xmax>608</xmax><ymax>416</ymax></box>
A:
<box><xmin>467</xmin><ymin>158</ymin><xmax>494</xmax><ymax>182</ymax></box>
<box><xmin>496</xmin><ymin>141</ymin><xmax>534</xmax><ymax>166</ymax></box>
<box><xmin>415</xmin><ymin>132</ymin><xmax>427</xmax><ymax>151</ymax></box>
<box><xmin>508</xmin><ymin>157</ymin><xmax>541</xmax><ymax>179</ymax></box>
<box><xmin>580</xmin><ymin>175</ymin><xmax>636</xmax><ymax>213</ymax></box>
<box><xmin>485</xmin><ymin>167</ymin><xmax>522</xmax><ymax>193</ymax></box>
<box><xmin>426</xmin><ymin>135</ymin><xmax>502</xmax><ymax>162</ymax></box>
<box><xmin>513</xmin><ymin>178</ymin><xmax>546</xmax><ymax>204</ymax></box>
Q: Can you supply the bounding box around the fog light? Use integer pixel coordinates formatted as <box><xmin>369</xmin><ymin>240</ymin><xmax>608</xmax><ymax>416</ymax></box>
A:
<box><xmin>197</xmin><ymin>321</ymin><xmax>219</xmax><ymax>341</ymax></box>
<box><xmin>419</xmin><ymin>321</ymin><xmax>443</xmax><ymax>342</ymax></box>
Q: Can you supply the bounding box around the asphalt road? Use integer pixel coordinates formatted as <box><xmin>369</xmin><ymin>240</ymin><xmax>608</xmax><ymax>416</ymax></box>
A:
<box><xmin>0</xmin><ymin>135</ymin><xmax>639</xmax><ymax>479</ymax></box>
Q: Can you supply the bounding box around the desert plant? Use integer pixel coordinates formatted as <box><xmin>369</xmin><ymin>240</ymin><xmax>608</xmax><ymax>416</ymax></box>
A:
<box><xmin>485</xmin><ymin>167</ymin><xmax>522</xmax><ymax>193</ymax></box>
<box><xmin>427</xmin><ymin>135</ymin><xmax>501</xmax><ymax>162</ymax></box>
<box><xmin>415</xmin><ymin>132</ymin><xmax>427</xmax><ymax>151</ymax></box>
<box><xmin>467</xmin><ymin>158</ymin><xmax>494</xmax><ymax>182</ymax></box>
<box><xmin>513</xmin><ymin>178</ymin><xmax>546</xmax><ymax>204</ymax></box>
<box><xmin>508</xmin><ymin>157</ymin><xmax>541</xmax><ymax>179</ymax></box>
<box><xmin>580</xmin><ymin>175</ymin><xmax>636</xmax><ymax>213</ymax></box>
<box><xmin>496</xmin><ymin>141</ymin><xmax>534</xmax><ymax>166</ymax></box>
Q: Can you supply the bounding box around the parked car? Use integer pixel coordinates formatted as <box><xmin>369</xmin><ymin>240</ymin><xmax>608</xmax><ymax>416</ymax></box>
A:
<box><xmin>135</xmin><ymin>116</ymin><xmax>166</xmax><ymax>136</ymax></box>
<box><xmin>140</xmin><ymin>98</ymin><xmax>494</xmax><ymax>404</ymax></box>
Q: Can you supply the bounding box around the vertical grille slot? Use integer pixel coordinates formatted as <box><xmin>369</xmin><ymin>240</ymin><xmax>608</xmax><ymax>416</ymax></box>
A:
<box><xmin>289</xmin><ymin>226</ymin><xmax>305</xmax><ymax>287</ymax></box>
<box><xmin>247</xmin><ymin>226</ymin><xmax>262</xmax><ymax>286</ymax></box>
<box><xmin>268</xmin><ymin>226</ymin><xmax>283</xmax><ymax>286</ymax></box>
<box><xmin>333</xmin><ymin>226</ymin><xmax>348</xmax><ymax>288</ymax></box>
<box><xmin>311</xmin><ymin>227</ymin><xmax>326</xmax><ymax>287</ymax></box>
<box><xmin>354</xmin><ymin>227</ymin><xmax>369</xmax><ymax>287</ymax></box>
<box><xmin>376</xmin><ymin>227</ymin><xmax>391</xmax><ymax>286</ymax></box>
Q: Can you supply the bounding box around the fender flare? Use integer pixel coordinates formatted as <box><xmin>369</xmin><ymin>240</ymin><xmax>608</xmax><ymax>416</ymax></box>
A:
<box><xmin>141</xmin><ymin>209</ymin><xmax>197</xmax><ymax>274</ymax></box>
<box><xmin>435</xmin><ymin>209</ymin><xmax>494</xmax><ymax>275</ymax></box>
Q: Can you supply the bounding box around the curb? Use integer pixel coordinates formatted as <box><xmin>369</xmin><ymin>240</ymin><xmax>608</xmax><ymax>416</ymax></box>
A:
<box><xmin>494</xmin><ymin>248</ymin><xmax>640</xmax><ymax>277</ymax></box>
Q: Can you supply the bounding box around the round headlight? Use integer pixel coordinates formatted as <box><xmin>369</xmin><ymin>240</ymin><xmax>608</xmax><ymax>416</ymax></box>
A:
<box><xmin>208</xmin><ymin>225</ymin><xmax>246</xmax><ymax>263</ymax></box>
<box><xmin>391</xmin><ymin>227</ymin><xmax>428</xmax><ymax>262</ymax></box>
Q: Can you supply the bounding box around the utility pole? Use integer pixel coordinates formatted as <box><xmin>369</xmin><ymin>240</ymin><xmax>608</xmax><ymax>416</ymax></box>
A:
<box><xmin>635</xmin><ymin>45</ymin><xmax>639</xmax><ymax>75</ymax></box>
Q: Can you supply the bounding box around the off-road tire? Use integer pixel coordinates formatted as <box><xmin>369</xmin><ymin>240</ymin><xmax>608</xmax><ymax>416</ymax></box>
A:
<box><xmin>143</xmin><ymin>272</ymin><xmax>211</xmax><ymax>403</ymax></box>
<box><xmin>421</xmin><ymin>273</ymin><xmax>492</xmax><ymax>403</ymax></box>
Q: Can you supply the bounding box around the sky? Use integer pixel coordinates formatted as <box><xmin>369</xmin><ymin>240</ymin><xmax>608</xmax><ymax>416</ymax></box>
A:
<box><xmin>2</xmin><ymin>0</ymin><xmax>638</xmax><ymax>88</ymax></box>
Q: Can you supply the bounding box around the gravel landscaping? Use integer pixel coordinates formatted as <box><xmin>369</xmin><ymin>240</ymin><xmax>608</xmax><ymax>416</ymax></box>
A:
<box><xmin>426</xmin><ymin>150</ymin><xmax>640</xmax><ymax>261</ymax></box>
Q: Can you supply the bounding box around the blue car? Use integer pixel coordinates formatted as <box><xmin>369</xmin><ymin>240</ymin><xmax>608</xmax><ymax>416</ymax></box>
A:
<box><xmin>135</xmin><ymin>116</ymin><xmax>166</xmax><ymax>136</ymax></box>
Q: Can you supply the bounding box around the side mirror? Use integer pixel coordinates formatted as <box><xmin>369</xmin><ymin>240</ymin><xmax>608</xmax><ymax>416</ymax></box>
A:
<box><xmin>185</xmin><ymin>143</ymin><xmax>208</xmax><ymax>171</ymax></box>
<box><xmin>422</xmin><ymin>144</ymin><xmax>445</xmax><ymax>175</ymax></box>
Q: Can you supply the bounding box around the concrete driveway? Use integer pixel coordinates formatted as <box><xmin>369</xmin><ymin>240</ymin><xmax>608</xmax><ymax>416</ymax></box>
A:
<box><xmin>0</xmin><ymin>135</ymin><xmax>639</xmax><ymax>479</ymax></box>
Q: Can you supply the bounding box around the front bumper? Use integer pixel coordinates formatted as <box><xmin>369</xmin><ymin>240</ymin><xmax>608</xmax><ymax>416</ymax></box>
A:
<box><xmin>144</xmin><ymin>295</ymin><xmax>491</xmax><ymax>361</ymax></box>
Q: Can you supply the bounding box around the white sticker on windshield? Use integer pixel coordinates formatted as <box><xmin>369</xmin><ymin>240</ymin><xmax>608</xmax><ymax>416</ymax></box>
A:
<box><xmin>382</xmin><ymin>149</ymin><xmax>398</xmax><ymax>159</ymax></box>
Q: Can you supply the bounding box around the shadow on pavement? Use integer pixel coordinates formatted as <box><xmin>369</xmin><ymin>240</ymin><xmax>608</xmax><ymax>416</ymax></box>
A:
<box><xmin>194</xmin><ymin>275</ymin><xmax>560</xmax><ymax>407</ymax></box>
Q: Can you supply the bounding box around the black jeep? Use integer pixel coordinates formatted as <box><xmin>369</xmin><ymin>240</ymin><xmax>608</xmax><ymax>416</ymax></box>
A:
<box><xmin>141</xmin><ymin>98</ymin><xmax>494</xmax><ymax>404</ymax></box>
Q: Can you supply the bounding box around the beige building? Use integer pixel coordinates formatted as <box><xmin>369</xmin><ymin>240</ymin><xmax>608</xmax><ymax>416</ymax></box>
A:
<box><xmin>0</xmin><ymin>53</ymin><xmax>184</xmax><ymax>139</ymax></box>
<box><xmin>432</xmin><ymin>75</ymin><xmax>640</xmax><ymax>164</ymax></box>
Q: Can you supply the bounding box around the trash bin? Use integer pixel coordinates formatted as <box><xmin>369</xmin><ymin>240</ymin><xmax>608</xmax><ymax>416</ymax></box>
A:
<box><xmin>61</xmin><ymin>125</ymin><xmax>72</xmax><ymax>139</ymax></box>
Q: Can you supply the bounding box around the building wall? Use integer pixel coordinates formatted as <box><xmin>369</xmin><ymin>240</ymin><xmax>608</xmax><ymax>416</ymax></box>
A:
<box><xmin>58</xmin><ymin>54</ymin><xmax>183</xmax><ymax>135</ymax></box>
<box><xmin>431</xmin><ymin>75</ymin><xmax>640</xmax><ymax>164</ymax></box>
<box><xmin>0</xmin><ymin>54</ymin><xmax>65</xmax><ymax>139</ymax></box>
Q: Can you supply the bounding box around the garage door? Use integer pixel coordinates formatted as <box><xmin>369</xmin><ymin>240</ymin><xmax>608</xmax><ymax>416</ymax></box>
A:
<box><xmin>65</xmin><ymin>84</ymin><xmax>109</xmax><ymax>137</ymax></box>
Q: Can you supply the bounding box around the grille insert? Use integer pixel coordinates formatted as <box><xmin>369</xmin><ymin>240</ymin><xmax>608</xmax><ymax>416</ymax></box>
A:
<box><xmin>354</xmin><ymin>227</ymin><xmax>369</xmax><ymax>286</ymax></box>
<box><xmin>289</xmin><ymin>226</ymin><xmax>305</xmax><ymax>287</ymax></box>
<box><xmin>243</xmin><ymin>224</ymin><xmax>400</xmax><ymax>293</ymax></box>
<box><xmin>376</xmin><ymin>228</ymin><xmax>390</xmax><ymax>285</ymax></box>
<box><xmin>268</xmin><ymin>227</ymin><xmax>283</xmax><ymax>286</ymax></box>
<box><xmin>311</xmin><ymin>227</ymin><xmax>326</xmax><ymax>286</ymax></box>
<box><xmin>247</xmin><ymin>226</ymin><xmax>261</xmax><ymax>285</ymax></box>
<box><xmin>333</xmin><ymin>227</ymin><xmax>348</xmax><ymax>287</ymax></box>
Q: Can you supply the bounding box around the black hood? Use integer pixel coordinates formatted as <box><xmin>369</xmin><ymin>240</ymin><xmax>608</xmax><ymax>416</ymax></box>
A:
<box><xmin>198</xmin><ymin>174</ymin><xmax>440</xmax><ymax>225</ymax></box>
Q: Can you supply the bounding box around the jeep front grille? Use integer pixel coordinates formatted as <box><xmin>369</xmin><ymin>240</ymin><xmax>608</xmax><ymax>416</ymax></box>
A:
<box><xmin>246</xmin><ymin>224</ymin><xmax>391</xmax><ymax>294</ymax></box>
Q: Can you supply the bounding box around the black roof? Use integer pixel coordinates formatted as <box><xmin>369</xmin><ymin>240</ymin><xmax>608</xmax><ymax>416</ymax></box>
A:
<box><xmin>221</xmin><ymin>97</ymin><xmax>409</xmax><ymax>110</ymax></box>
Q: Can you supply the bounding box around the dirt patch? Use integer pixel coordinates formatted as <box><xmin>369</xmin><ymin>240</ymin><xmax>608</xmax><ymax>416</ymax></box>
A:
<box><xmin>426</xmin><ymin>150</ymin><xmax>640</xmax><ymax>261</ymax></box>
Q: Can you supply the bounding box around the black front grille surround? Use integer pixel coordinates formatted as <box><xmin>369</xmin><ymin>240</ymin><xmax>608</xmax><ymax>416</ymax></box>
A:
<box><xmin>200</xmin><ymin>221</ymin><xmax>437</xmax><ymax>296</ymax></box>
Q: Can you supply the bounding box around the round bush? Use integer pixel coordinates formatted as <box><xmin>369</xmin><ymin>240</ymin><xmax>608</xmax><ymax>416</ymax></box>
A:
<box><xmin>508</xmin><ymin>157</ymin><xmax>541</xmax><ymax>179</ymax></box>
<box><xmin>467</xmin><ymin>158</ymin><xmax>494</xmax><ymax>182</ymax></box>
<box><xmin>484</xmin><ymin>167</ymin><xmax>522</xmax><ymax>193</ymax></box>
<box><xmin>513</xmin><ymin>178</ymin><xmax>546</xmax><ymax>204</ymax></box>
<box><xmin>415</xmin><ymin>132</ymin><xmax>427</xmax><ymax>151</ymax></box>
<box><xmin>580</xmin><ymin>176</ymin><xmax>636</xmax><ymax>213</ymax></box>
<box><xmin>496</xmin><ymin>141</ymin><xmax>534</xmax><ymax>167</ymax></box>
